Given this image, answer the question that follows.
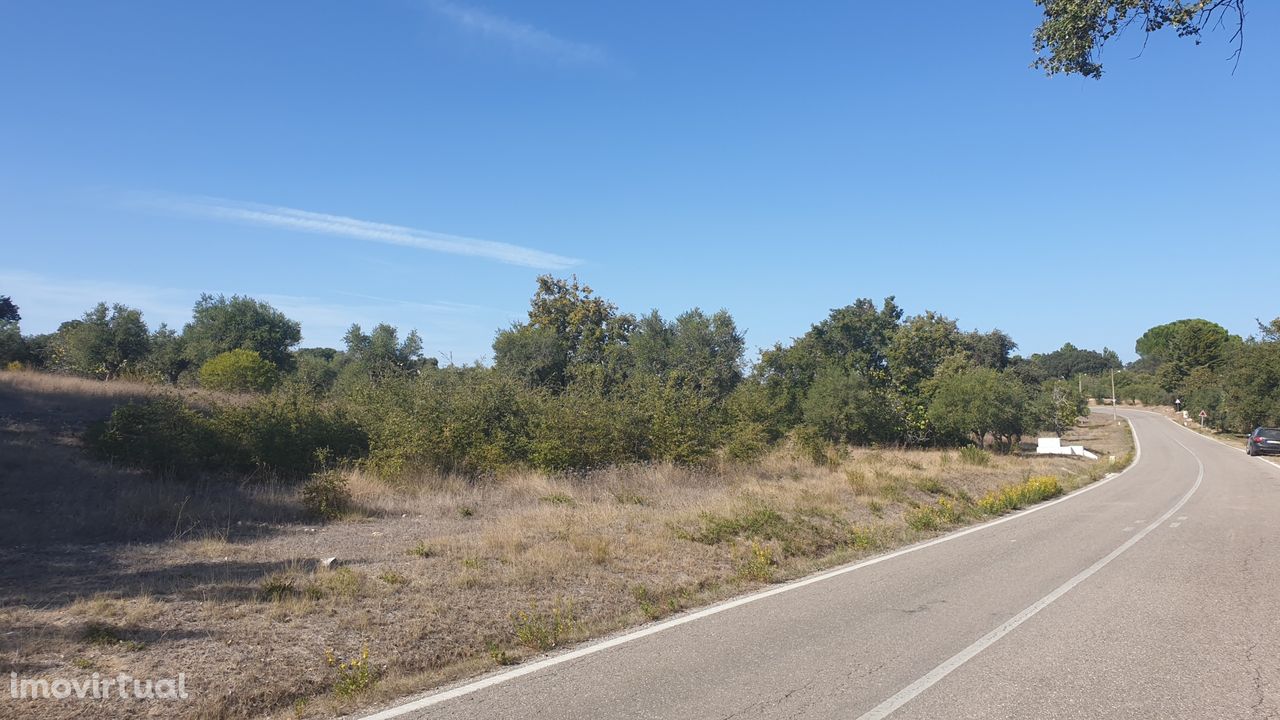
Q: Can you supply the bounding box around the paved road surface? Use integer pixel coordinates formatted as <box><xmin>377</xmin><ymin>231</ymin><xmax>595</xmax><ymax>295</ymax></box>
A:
<box><xmin>361</xmin><ymin>409</ymin><xmax>1280</xmax><ymax>720</ymax></box>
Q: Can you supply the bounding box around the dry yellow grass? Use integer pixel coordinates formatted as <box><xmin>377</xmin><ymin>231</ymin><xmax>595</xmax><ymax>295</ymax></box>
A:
<box><xmin>0</xmin><ymin>372</ymin><xmax>1133</xmax><ymax>719</ymax></box>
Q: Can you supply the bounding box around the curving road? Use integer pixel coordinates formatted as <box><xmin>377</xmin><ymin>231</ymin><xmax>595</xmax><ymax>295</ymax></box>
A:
<box><xmin>360</xmin><ymin>409</ymin><xmax>1280</xmax><ymax>720</ymax></box>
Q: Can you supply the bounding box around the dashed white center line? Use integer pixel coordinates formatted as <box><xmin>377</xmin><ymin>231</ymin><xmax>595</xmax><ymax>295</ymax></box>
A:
<box><xmin>1170</xmin><ymin>522</ymin><xmax>1181</xmax><ymax>528</ymax></box>
<box><xmin>853</xmin><ymin>430</ymin><xmax>1203</xmax><ymax>720</ymax></box>
<box><xmin>1176</xmin><ymin>516</ymin><xmax>1188</xmax><ymax>521</ymax></box>
<box><xmin>1122</xmin><ymin>527</ymin><xmax>1134</xmax><ymax>532</ymax></box>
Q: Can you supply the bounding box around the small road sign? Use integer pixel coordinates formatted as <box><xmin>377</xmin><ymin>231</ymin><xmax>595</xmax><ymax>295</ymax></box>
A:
<box><xmin>1199</xmin><ymin>410</ymin><xmax>1208</xmax><ymax>418</ymax></box>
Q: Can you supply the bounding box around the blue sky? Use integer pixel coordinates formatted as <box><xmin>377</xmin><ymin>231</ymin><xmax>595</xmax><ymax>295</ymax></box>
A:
<box><xmin>1</xmin><ymin>2</ymin><xmax>1276</xmax><ymax>364</ymax></box>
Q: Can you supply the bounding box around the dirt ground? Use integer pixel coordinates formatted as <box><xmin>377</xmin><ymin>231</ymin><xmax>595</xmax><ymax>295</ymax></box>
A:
<box><xmin>0</xmin><ymin>372</ymin><xmax>1133</xmax><ymax>719</ymax></box>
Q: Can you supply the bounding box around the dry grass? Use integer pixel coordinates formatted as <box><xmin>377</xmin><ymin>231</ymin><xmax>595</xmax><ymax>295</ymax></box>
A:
<box><xmin>0</xmin><ymin>371</ymin><xmax>1134</xmax><ymax>719</ymax></box>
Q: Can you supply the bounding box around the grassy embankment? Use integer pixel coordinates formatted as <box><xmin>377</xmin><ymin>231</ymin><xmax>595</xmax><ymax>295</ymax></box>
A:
<box><xmin>0</xmin><ymin>371</ymin><xmax>1133</xmax><ymax>719</ymax></box>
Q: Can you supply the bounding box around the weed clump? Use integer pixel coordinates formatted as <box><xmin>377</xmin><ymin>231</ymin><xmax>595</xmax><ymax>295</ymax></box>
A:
<box><xmin>679</xmin><ymin>506</ymin><xmax>791</xmax><ymax>545</ymax></box>
<box><xmin>540</xmin><ymin>492</ymin><xmax>577</xmax><ymax>507</ymax></box>
<box><xmin>258</xmin><ymin>574</ymin><xmax>296</xmax><ymax>602</ymax></box>
<box><xmin>905</xmin><ymin>498</ymin><xmax>965</xmax><ymax>531</ymax></box>
<box><xmin>378</xmin><ymin>570</ymin><xmax>408</xmax><ymax>586</ymax></box>
<box><xmin>487</xmin><ymin>642</ymin><xmax>516</xmax><ymax>666</ymax></box>
<box><xmin>512</xmin><ymin>599</ymin><xmax>575</xmax><ymax>651</ymax></box>
<box><xmin>82</xmin><ymin>622</ymin><xmax>123</xmax><ymax>646</ymax></box>
<box><xmin>325</xmin><ymin>646</ymin><xmax>378</xmax><ymax>698</ymax></box>
<box><xmin>977</xmin><ymin>475</ymin><xmax>1062</xmax><ymax>515</ymax></box>
<box><xmin>737</xmin><ymin>543</ymin><xmax>776</xmax><ymax>582</ymax></box>
<box><xmin>958</xmin><ymin>446</ymin><xmax>991</xmax><ymax>466</ymax></box>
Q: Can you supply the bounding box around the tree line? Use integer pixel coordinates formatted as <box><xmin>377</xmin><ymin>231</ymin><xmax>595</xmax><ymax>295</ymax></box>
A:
<box><xmin>1077</xmin><ymin>317</ymin><xmax>1280</xmax><ymax>434</ymax></box>
<box><xmin>5</xmin><ymin>279</ymin><xmax>1271</xmax><ymax>477</ymax></box>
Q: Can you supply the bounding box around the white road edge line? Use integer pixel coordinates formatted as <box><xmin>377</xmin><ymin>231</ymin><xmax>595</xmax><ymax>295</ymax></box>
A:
<box><xmin>355</xmin><ymin>419</ymin><xmax>1143</xmax><ymax>720</ymax></box>
<box><xmin>854</xmin><ymin>422</ymin><xmax>1202</xmax><ymax>720</ymax></box>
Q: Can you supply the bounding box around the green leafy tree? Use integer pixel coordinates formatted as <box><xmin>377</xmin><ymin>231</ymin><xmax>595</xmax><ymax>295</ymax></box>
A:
<box><xmin>0</xmin><ymin>295</ymin><xmax>21</xmax><ymax>365</ymax></box>
<box><xmin>629</xmin><ymin>308</ymin><xmax>744</xmax><ymax>401</ymax></box>
<box><xmin>1036</xmin><ymin>380</ymin><xmax>1088</xmax><ymax>436</ymax></box>
<box><xmin>493</xmin><ymin>324</ymin><xmax>571</xmax><ymax>389</ymax></box>
<box><xmin>928</xmin><ymin>367</ymin><xmax>1031</xmax><ymax>451</ymax></box>
<box><xmin>751</xmin><ymin>339</ymin><xmax>824</xmax><ymax>433</ymax></box>
<box><xmin>0</xmin><ymin>324</ymin><xmax>21</xmax><ymax>366</ymax></box>
<box><xmin>1259</xmin><ymin>317</ymin><xmax>1280</xmax><ymax>342</ymax></box>
<box><xmin>52</xmin><ymin>303</ymin><xmax>151</xmax><ymax>379</ymax></box>
<box><xmin>1137</xmin><ymin>319</ymin><xmax>1233</xmax><ymax>391</ymax></box>
<box><xmin>629</xmin><ymin>310</ymin><xmax>674</xmax><ymax>377</ymax></box>
<box><xmin>294</xmin><ymin>347</ymin><xmax>345</xmax><ymax>395</ymax></box>
<box><xmin>668</xmin><ymin>309</ymin><xmax>744</xmax><ymax>401</ymax></box>
<box><xmin>182</xmin><ymin>294</ymin><xmax>302</xmax><ymax>371</ymax></box>
<box><xmin>1180</xmin><ymin>365</ymin><xmax>1226</xmax><ymax>428</ymax></box>
<box><xmin>1031</xmin><ymin>0</ymin><xmax>1245</xmax><ymax>79</ymax></box>
<box><xmin>1223</xmin><ymin>335</ymin><xmax>1280</xmax><ymax>430</ymax></box>
<box><xmin>342</xmin><ymin>323</ymin><xmax>427</xmax><ymax>381</ymax></box>
<box><xmin>198</xmin><ymin>349</ymin><xmax>280</xmax><ymax>393</ymax></box>
<box><xmin>1031</xmin><ymin>343</ymin><xmax>1122</xmax><ymax>379</ymax></box>
<box><xmin>887</xmin><ymin>312</ymin><xmax>961</xmax><ymax>392</ymax></box>
<box><xmin>144</xmin><ymin>323</ymin><xmax>189</xmax><ymax>383</ymax></box>
<box><xmin>0</xmin><ymin>296</ymin><xmax>18</xmax><ymax>324</ymax></box>
<box><xmin>494</xmin><ymin>276</ymin><xmax>633</xmax><ymax>390</ymax></box>
<box><xmin>808</xmin><ymin>297</ymin><xmax>902</xmax><ymax>382</ymax></box>
<box><xmin>801</xmin><ymin>364</ymin><xmax>900</xmax><ymax>444</ymax></box>
<box><xmin>962</xmin><ymin>329</ymin><xmax>1018</xmax><ymax>371</ymax></box>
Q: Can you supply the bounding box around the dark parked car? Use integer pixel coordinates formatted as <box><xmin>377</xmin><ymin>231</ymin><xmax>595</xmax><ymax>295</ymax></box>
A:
<box><xmin>1246</xmin><ymin>427</ymin><xmax>1280</xmax><ymax>456</ymax></box>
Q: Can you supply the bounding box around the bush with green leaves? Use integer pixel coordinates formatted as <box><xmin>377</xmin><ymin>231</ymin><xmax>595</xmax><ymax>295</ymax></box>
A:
<box><xmin>88</xmin><ymin>396</ymin><xmax>217</xmax><ymax>476</ymax></box>
<box><xmin>1224</xmin><ymin>339</ymin><xmax>1280</xmax><ymax>430</ymax></box>
<box><xmin>89</xmin><ymin>391</ymin><xmax>365</xmax><ymax>479</ymax></box>
<box><xmin>182</xmin><ymin>293</ymin><xmax>301</xmax><ymax>371</ymax></box>
<box><xmin>301</xmin><ymin>470</ymin><xmax>352</xmax><ymax>520</ymax></box>
<box><xmin>624</xmin><ymin>377</ymin><xmax>721</xmax><ymax>464</ymax></box>
<box><xmin>355</xmin><ymin>371</ymin><xmax>529</xmax><ymax>476</ymax></box>
<box><xmin>51</xmin><ymin>302</ymin><xmax>151</xmax><ymax>380</ymax></box>
<box><xmin>800</xmin><ymin>364</ymin><xmax>901</xmax><ymax>445</ymax></box>
<box><xmin>523</xmin><ymin>383</ymin><xmax>645</xmax><ymax>472</ymax></box>
<box><xmin>210</xmin><ymin>390</ymin><xmax>366</xmax><ymax>478</ymax></box>
<box><xmin>198</xmin><ymin>349</ymin><xmax>279</xmax><ymax>393</ymax></box>
<box><xmin>927</xmin><ymin>367</ymin><xmax>1032</xmax><ymax>450</ymax></box>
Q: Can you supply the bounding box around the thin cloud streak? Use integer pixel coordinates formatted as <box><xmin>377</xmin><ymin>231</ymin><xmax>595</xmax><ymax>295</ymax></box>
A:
<box><xmin>426</xmin><ymin>0</ymin><xmax>606</xmax><ymax>65</ymax></box>
<box><xmin>148</xmin><ymin>195</ymin><xmax>580</xmax><ymax>271</ymax></box>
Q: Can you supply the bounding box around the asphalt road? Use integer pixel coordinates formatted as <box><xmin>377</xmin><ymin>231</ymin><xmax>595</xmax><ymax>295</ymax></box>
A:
<box><xmin>361</xmin><ymin>409</ymin><xmax>1280</xmax><ymax>720</ymax></box>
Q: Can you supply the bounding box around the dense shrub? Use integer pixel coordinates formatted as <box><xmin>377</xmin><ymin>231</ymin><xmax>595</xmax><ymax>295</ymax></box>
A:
<box><xmin>623</xmin><ymin>378</ymin><xmax>721</xmax><ymax>464</ymax></box>
<box><xmin>800</xmin><ymin>365</ymin><xmax>895</xmax><ymax>444</ymax></box>
<box><xmin>356</xmin><ymin>372</ymin><xmax>529</xmax><ymax>476</ymax></box>
<box><xmin>210</xmin><ymin>391</ymin><xmax>366</xmax><ymax>477</ymax></box>
<box><xmin>198</xmin><ymin>349</ymin><xmax>279</xmax><ymax>393</ymax></box>
<box><xmin>89</xmin><ymin>392</ymin><xmax>365</xmax><ymax>479</ymax></box>
<box><xmin>353</xmin><ymin>370</ymin><xmax>725</xmax><ymax>476</ymax></box>
<box><xmin>523</xmin><ymin>385</ymin><xmax>646</xmax><ymax>472</ymax></box>
<box><xmin>88</xmin><ymin>396</ymin><xmax>215</xmax><ymax>476</ymax></box>
<box><xmin>928</xmin><ymin>367</ymin><xmax>1031</xmax><ymax>450</ymax></box>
